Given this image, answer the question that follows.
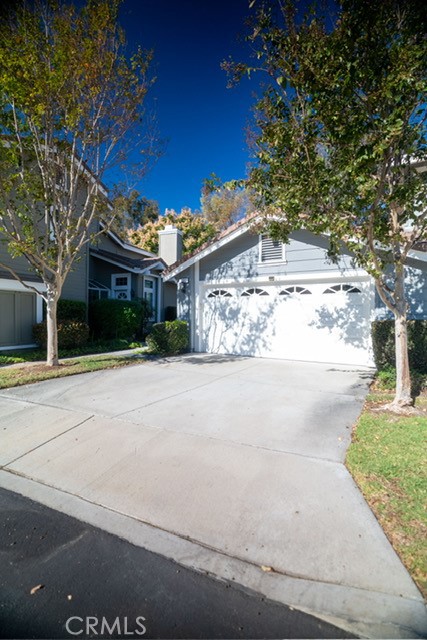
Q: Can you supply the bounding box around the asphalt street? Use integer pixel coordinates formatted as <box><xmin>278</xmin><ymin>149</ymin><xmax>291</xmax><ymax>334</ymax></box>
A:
<box><xmin>0</xmin><ymin>488</ymin><xmax>354</xmax><ymax>640</ymax></box>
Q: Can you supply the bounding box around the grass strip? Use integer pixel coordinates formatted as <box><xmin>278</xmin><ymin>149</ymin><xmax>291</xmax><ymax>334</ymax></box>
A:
<box><xmin>0</xmin><ymin>355</ymin><xmax>141</xmax><ymax>389</ymax></box>
<box><xmin>347</xmin><ymin>394</ymin><xmax>427</xmax><ymax>598</ymax></box>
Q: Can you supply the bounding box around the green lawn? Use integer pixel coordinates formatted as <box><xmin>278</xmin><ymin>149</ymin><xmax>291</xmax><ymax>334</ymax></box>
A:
<box><xmin>0</xmin><ymin>339</ymin><xmax>144</xmax><ymax>366</ymax></box>
<box><xmin>347</xmin><ymin>389</ymin><xmax>427</xmax><ymax>599</ymax></box>
<box><xmin>0</xmin><ymin>354</ymin><xmax>142</xmax><ymax>389</ymax></box>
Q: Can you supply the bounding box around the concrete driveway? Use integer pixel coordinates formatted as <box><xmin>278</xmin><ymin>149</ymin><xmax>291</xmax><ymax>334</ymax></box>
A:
<box><xmin>0</xmin><ymin>354</ymin><xmax>425</xmax><ymax>638</ymax></box>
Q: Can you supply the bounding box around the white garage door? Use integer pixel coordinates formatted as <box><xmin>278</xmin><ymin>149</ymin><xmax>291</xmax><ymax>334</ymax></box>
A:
<box><xmin>201</xmin><ymin>280</ymin><xmax>373</xmax><ymax>366</ymax></box>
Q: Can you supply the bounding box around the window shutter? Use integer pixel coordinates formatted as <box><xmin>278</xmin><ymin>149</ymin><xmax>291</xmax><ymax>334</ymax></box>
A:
<box><xmin>261</xmin><ymin>236</ymin><xmax>283</xmax><ymax>262</ymax></box>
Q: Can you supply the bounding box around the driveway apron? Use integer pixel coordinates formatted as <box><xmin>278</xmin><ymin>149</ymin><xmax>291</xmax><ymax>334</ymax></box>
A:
<box><xmin>0</xmin><ymin>354</ymin><xmax>425</xmax><ymax>638</ymax></box>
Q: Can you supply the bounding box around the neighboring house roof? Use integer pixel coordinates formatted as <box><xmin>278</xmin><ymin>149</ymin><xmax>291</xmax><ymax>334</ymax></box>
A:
<box><xmin>90</xmin><ymin>247</ymin><xmax>165</xmax><ymax>273</ymax></box>
<box><xmin>163</xmin><ymin>215</ymin><xmax>256</xmax><ymax>280</ymax></box>
<box><xmin>102</xmin><ymin>225</ymin><xmax>156</xmax><ymax>258</ymax></box>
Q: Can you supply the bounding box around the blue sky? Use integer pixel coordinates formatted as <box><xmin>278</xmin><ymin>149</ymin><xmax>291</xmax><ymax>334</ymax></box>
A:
<box><xmin>119</xmin><ymin>0</ymin><xmax>257</xmax><ymax>214</ymax></box>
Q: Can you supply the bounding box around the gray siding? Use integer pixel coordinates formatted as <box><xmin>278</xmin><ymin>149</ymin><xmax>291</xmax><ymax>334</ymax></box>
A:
<box><xmin>0</xmin><ymin>236</ymin><xmax>38</xmax><ymax>279</ymax></box>
<box><xmin>61</xmin><ymin>246</ymin><xmax>89</xmax><ymax>302</ymax></box>
<box><xmin>199</xmin><ymin>230</ymin><xmax>355</xmax><ymax>282</ymax></box>
<box><xmin>374</xmin><ymin>262</ymin><xmax>427</xmax><ymax>319</ymax></box>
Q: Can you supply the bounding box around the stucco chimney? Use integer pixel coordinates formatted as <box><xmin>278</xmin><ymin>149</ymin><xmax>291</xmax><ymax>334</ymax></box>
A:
<box><xmin>158</xmin><ymin>225</ymin><xmax>183</xmax><ymax>266</ymax></box>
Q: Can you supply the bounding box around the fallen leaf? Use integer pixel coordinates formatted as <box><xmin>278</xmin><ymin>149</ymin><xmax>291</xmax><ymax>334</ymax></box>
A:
<box><xmin>30</xmin><ymin>584</ymin><xmax>44</xmax><ymax>595</ymax></box>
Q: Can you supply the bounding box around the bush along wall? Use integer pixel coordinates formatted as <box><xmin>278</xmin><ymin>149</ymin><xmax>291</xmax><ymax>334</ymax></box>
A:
<box><xmin>89</xmin><ymin>298</ymin><xmax>151</xmax><ymax>340</ymax></box>
<box><xmin>57</xmin><ymin>299</ymin><xmax>87</xmax><ymax>322</ymax></box>
<box><xmin>371</xmin><ymin>319</ymin><xmax>427</xmax><ymax>373</ymax></box>
<box><xmin>34</xmin><ymin>298</ymin><xmax>89</xmax><ymax>349</ymax></box>
<box><xmin>33</xmin><ymin>320</ymin><xmax>90</xmax><ymax>349</ymax></box>
<box><xmin>146</xmin><ymin>320</ymin><xmax>189</xmax><ymax>355</ymax></box>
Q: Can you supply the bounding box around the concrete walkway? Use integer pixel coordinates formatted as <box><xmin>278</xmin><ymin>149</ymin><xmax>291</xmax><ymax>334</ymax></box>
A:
<box><xmin>0</xmin><ymin>354</ymin><xmax>425</xmax><ymax>638</ymax></box>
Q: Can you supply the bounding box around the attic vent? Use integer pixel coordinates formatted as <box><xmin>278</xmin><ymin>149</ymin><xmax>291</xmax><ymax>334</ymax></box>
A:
<box><xmin>261</xmin><ymin>235</ymin><xmax>284</xmax><ymax>262</ymax></box>
<box><xmin>323</xmin><ymin>284</ymin><xmax>361</xmax><ymax>294</ymax></box>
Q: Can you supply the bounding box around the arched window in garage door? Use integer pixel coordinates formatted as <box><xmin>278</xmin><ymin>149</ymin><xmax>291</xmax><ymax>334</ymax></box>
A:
<box><xmin>241</xmin><ymin>288</ymin><xmax>269</xmax><ymax>297</ymax></box>
<box><xmin>279</xmin><ymin>286</ymin><xmax>312</xmax><ymax>296</ymax></box>
<box><xmin>207</xmin><ymin>289</ymin><xmax>232</xmax><ymax>298</ymax></box>
<box><xmin>323</xmin><ymin>284</ymin><xmax>361</xmax><ymax>294</ymax></box>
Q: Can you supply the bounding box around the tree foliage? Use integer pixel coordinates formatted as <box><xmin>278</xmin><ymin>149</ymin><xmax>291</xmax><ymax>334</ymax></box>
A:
<box><xmin>113</xmin><ymin>190</ymin><xmax>160</xmax><ymax>233</ymax></box>
<box><xmin>201</xmin><ymin>173</ymin><xmax>254</xmax><ymax>232</ymax></box>
<box><xmin>0</xmin><ymin>0</ymin><xmax>157</xmax><ymax>365</ymax></box>
<box><xmin>226</xmin><ymin>0</ymin><xmax>427</xmax><ymax>408</ymax></box>
<box><xmin>128</xmin><ymin>208</ymin><xmax>216</xmax><ymax>256</ymax></box>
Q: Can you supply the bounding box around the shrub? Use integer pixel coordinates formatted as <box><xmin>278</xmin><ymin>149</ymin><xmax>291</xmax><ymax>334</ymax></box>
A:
<box><xmin>146</xmin><ymin>320</ymin><xmax>189</xmax><ymax>355</ymax></box>
<box><xmin>371</xmin><ymin>319</ymin><xmax>427</xmax><ymax>373</ymax></box>
<box><xmin>146</xmin><ymin>322</ymin><xmax>169</xmax><ymax>354</ymax></box>
<box><xmin>89</xmin><ymin>298</ymin><xmax>151</xmax><ymax>340</ymax></box>
<box><xmin>33</xmin><ymin>320</ymin><xmax>89</xmax><ymax>349</ymax></box>
<box><xmin>57</xmin><ymin>299</ymin><xmax>87</xmax><ymax>322</ymax></box>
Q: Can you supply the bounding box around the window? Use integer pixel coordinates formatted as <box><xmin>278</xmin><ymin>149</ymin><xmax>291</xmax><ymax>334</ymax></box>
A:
<box><xmin>260</xmin><ymin>235</ymin><xmax>284</xmax><ymax>262</ymax></box>
<box><xmin>323</xmin><ymin>284</ymin><xmax>361</xmax><ymax>294</ymax></box>
<box><xmin>88</xmin><ymin>280</ymin><xmax>110</xmax><ymax>302</ymax></box>
<box><xmin>241</xmin><ymin>287</ymin><xmax>269</xmax><ymax>297</ymax></box>
<box><xmin>143</xmin><ymin>277</ymin><xmax>157</xmax><ymax>320</ymax></box>
<box><xmin>279</xmin><ymin>286</ymin><xmax>312</xmax><ymax>296</ymax></box>
<box><xmin>207</xmin><ymin>289</ymin><xmax>232</xmax><ymax>298</ymax></box>
<box><xmin>111</xmin><ymin>273</ymin><xmax>131</xmax><ymax>300</ymax></box>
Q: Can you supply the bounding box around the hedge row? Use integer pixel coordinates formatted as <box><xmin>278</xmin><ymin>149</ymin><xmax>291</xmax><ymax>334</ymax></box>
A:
<box><xmin>89</xmin><ymin>298</ymin><xmax>152</xmax><ymax>340</ymax></box>
<box><xmin>33</xmin><ymin>320</ymin><xmax>90</xmax><ymax>349</ymax></box>
<box><xmin>33</xmin><ymin>298</ymin><xmax>152</xmax><ymax>348</ymax></box>
<box><xmin>371</xmin><ymin>320</ymin><xmax>427</xmax><ymax>373</ymax></box>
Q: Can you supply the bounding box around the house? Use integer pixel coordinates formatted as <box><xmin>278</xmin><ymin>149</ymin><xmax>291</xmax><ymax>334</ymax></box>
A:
<box><xmin>163</xmin><ymin>217</ymin><xmax>427</xmax><ymax>367</ymax></box>
<box><xmin>0</xmin><ymin>224</ymin><xmax>171</xmax><ymax>351</ymax></box>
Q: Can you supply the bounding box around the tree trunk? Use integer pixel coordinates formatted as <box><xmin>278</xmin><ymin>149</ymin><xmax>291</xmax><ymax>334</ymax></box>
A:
<box><xmin>392</xmin><ymin>264</ymin><xmax>413</xmax><ymax>408</ymax></box>
<box><xmin>46</xmin><ymin>288</ymin><xmax>59</xmax><ymax>367</ymax></box>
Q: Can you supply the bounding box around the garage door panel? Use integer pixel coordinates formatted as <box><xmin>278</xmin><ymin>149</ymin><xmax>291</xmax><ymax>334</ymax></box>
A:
<box><xmin>0</xmin><ymin>292</ymin><xmax>16</xmax><ymax>346</ymax></box>
<box><xmin>202</xmin><ymin>281</ymin><xmax>372</xmax><ymax>366</ymax></box>
<box><xmin>0</xmin><ymin>290</ymin><xmax>36</xmax><ymax>347</ymax></box>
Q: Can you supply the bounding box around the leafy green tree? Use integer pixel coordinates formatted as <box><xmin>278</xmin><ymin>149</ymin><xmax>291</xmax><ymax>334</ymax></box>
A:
<box><xmin>226</xmin><ymin>0</ymin><xmax>427</xmax><ymax>410</ymax></box>
<box><xmin>113</xmin><ymin>190</ymin><xmax>160</xmax><ymax>233</ymax></box>
<box><xmin>0</xmin><ymin>0</ymin><xmax>157</xmax><ymax>366</ymax></box>
<box><xmin>129</xmin><ymin>208</ymin><xmax>216</xmax><ymax>256</ymax></box>
<box><xmin>201</xmin><ymin>173</ymin><xmax>254</xmax><ymax>232</ymax></box>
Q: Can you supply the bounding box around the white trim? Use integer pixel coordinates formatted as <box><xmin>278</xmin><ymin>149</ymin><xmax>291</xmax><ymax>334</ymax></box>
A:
<box><xmin>155</xmin><ymin>275</ymin><xmax>161</xmax><ymax>323</ymax></box>
<box><xmin>0</xmin><ymin>277</ymin><xmax>46</xmax><ymax>294</ymax></box>
<box><xmin>194</xmin><ymin>261</ymin><xmax>200</xmax><ymax>351</ymax></box>
<box><xmin>201</xmin><ymin>270</ymin><xmax>370</xmax><ymax>287</ymax></box>
<box><xmin>0</xmin><ymin>343</ymin><xmax>38</xmax><ymax>352</ymax></box>
<box><xmin>111</xmin><ymin>273</ymin><xmax>131</xmax><ymax>300</ymax></box>
<box><xmin>143</xmin><ymin>275</ymin><xmax>158</xmax><ymax>321</ymax></box>
<box><xmin>163</xmin><ymin>222</ymin><xmax>251</xmax><ymax>281</ymax></box>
